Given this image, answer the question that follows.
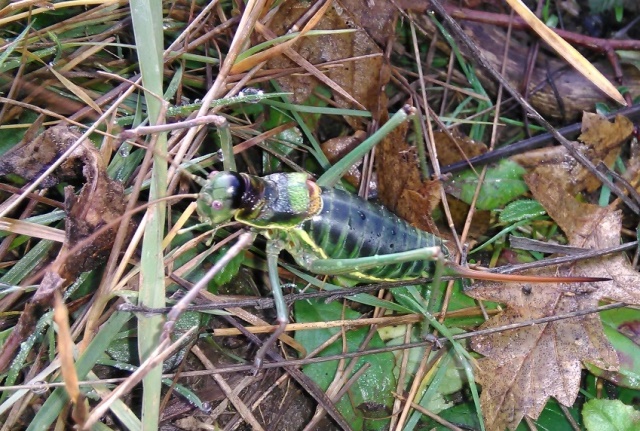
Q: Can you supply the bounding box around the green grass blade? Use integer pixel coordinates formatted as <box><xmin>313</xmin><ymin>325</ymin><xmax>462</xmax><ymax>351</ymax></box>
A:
<box><xmin>129</xmin><ymin>0</ymin><xmax>167</xmax><ymax>428</ymax></box>
<box><xmin>317</xmin><ymin>106</ymin><xmax>414</xmax><ymax>188</ymax></box>
<box><xmin>0</xmin><ymin>22</ymin><xmax>32</xmax><ymax>69</ymax></box>
<box><xmin>24</xmin><ymin>312</ymin><xmax>131</xmax><ymax>430</ymax></box>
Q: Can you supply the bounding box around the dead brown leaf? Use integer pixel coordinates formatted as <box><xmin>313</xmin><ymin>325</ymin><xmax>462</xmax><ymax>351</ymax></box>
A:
<box><xmin>376</xmin><ymin>123</ymin><xmax>443</xmax><ymax>234</ymax></box>
<box><xmin>0</xmin><ymin>125</ymin><xmax>127</xmax><ymax>280</ymax></box>
<box><xmin>263</xmin><ymin>0</ymin><xmax>395</xmax><ymax>124</ymax></box>
<box><xmin>434</xmin><ymin>130</ymin><xmax>487</xmax><ymax>167</ymax></box>
<box><xmin>56</xmin><ymin>160</ymin><xmax>126</xmax><ymax>281</ymax></box>
<box><xmin>511</xmin><ymin>113</ymin><xmax>633</xmax><ymax>194</ymax></box>
<box><xmin>526</xmin><ymin>171</ymin><xmax>640</xmax><ymax>304</ymax></box>
<box><xmin>231</xmin><ymin>0</ymin><xmax>332</xmax><ymax>74</ymax></box>
<box><xmin>377</xmin><ymin>128</ymin><xmax>490</xmax><ymax>237</ymax></box>
<box><xmin>0</xmin><ymin>125</ymin><xmax>128</xmax><ymax>280</ymax></box>
<box><xmin>54</xmin><ymin>290</ymin><xmax>89</xmax><ymax>426</ymax></box>
<box><xmin>468</xmin><ymin>279</ymin><xmax>619</xmax><ymax>431</ymax></box>
<box><xmin>466</xmin><ymin>166</ymin><xmax>640</xmax><ymax>431</ymax></box>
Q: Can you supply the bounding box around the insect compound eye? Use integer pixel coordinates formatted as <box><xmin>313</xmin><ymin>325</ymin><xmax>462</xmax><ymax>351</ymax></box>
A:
<box><xmin>211</xmin><ymin>200</ymin><xmax>223</xmax><ymax>211</ymax></box>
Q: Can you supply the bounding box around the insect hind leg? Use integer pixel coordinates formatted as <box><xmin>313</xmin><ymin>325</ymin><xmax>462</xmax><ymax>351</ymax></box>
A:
<box><xmin>306</xmin><ymin>246</ymin><xmax>443</xmax><ymax>276</ymax></box>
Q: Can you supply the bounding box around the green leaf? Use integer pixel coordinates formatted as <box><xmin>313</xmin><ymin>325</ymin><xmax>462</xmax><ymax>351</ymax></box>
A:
<box><xmin>0</xmin><ymin>23</ymin><xmax>32</xmax><ymax>70</ymax></box>
<box><xmin>585</xmin><ymin>308</ymin><xmax>640</xmax><ymax>389</ymax></box>
<box><xmin>531</xmin><ymin>398</ymin><xmax>582</xmax><ymax>431</ymax></box>
<box><xmin>615</xmin><ymin>5</ymin><xmax>623</xmax><ymax>22</ymax></box>
<box><xmin>499</xmin><ymin>199</ymin><xmax>547</xmax><ymax>224</ymax></box>
<box><xmin>583</xmin><ymin>399</ymin><xmax>640</xmax><ymax>431</ymax></box>
<box><xmin>294</xmin><ymin>300</ymin><xmax>396</xmax><ymax>431</ymax></box>
<box><xmin>444</xmin><ymin>160</ymin><xmax>528</xmax><ymax>210</ymax></box>
<box><xmin>210</xmin><ymin>245</ymin><xmax>245</xmax><ymax>288</ymax></box>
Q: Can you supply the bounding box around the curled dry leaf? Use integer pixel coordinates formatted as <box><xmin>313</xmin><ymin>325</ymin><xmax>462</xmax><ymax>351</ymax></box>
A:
<box><xmin>466</xmin><ymin>162</ymin><xmax>640</xmax><ymax>431</ymax></box>
<box><xmin>0</xmin><ymin>125</ymin><xmax>87</xmax><ymax>188</ymax></box>
<box><xmin>0</xmin><ymin>125</ymin><xmax>128</xmax><ymax>280</ymax></box>
<box><xmin>1</xmin><ymin>125</ymin><xmax>127</xmax><ymax>279</ymax></box>
<box><xmin>56</xmin><ymin>154</ymin><xmax>127</xmax><ymax>281</ymax></box>
<box><xmin>0</xmin><ymin>125</ymin><xmax>127</xmax><ymax>371</ymax></box>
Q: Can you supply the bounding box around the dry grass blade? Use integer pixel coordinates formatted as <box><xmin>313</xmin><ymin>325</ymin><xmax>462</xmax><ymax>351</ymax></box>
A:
<box><xmin>505</xmin><ymin>0</ymin><xmax>626</xmax><ymax>106</ymax></box>
<box><xmin>53</xmin><ymin>290</ymin><xmax>89</xmax><ymax>427</ymax></box>
<box><xmin>0</xmin><ymin>0</ymin><xmax>122</xmax><ymax>25</ymax></box>
<box><xmin>230</xmin><ymin>0</ymin><xmax>332</xmax><ymax>74</ymax></box>
<box><xmin>0</xmin><ymin>217</ymin><xmax>65</xmax><ymax>243</ymax></box>
<box><xmin>46</xmin><ymin>66</ymin><xmax>103</xmax><ymax>115</ymax></box>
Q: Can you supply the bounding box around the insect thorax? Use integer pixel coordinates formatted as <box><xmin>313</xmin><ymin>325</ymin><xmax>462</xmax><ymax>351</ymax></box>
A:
<box><xmin>236</xmin><ymin>172</ymin><xmax>322</xmax><ymax>228</ymax></box>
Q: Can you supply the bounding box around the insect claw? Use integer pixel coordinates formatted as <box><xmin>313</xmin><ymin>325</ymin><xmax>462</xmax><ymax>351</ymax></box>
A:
<box><xmin>251</xmin><ymin>358</ymin><xmax>263</xmax><ymax>376</ymax></box>
<box><xmin>160</xmin><ymin>321</ymin><xmax>176</xmax><ymax>342</ymax></box>
<box><xmin>423</xmin><ymin>333</ymin><xmax>443</xmax><ymax>349</ymax></box>
<box><xmin>253</xmin><ymin>319</ymin><xmax>288</xmax><ymax>372</ymax></box>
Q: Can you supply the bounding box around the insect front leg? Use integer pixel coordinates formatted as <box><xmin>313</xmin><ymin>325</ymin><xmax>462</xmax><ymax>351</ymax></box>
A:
<box><xmin>253</xmin><ymin>238</ymin><xmax>288</xmax><ymax>370</ymax></box>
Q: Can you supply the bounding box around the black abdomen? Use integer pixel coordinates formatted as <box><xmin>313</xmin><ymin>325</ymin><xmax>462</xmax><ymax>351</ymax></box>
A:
<box><xmin>301</xmin><ymin>188</ymin><xmax>448</xmax><ymax>280</ymax></box>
